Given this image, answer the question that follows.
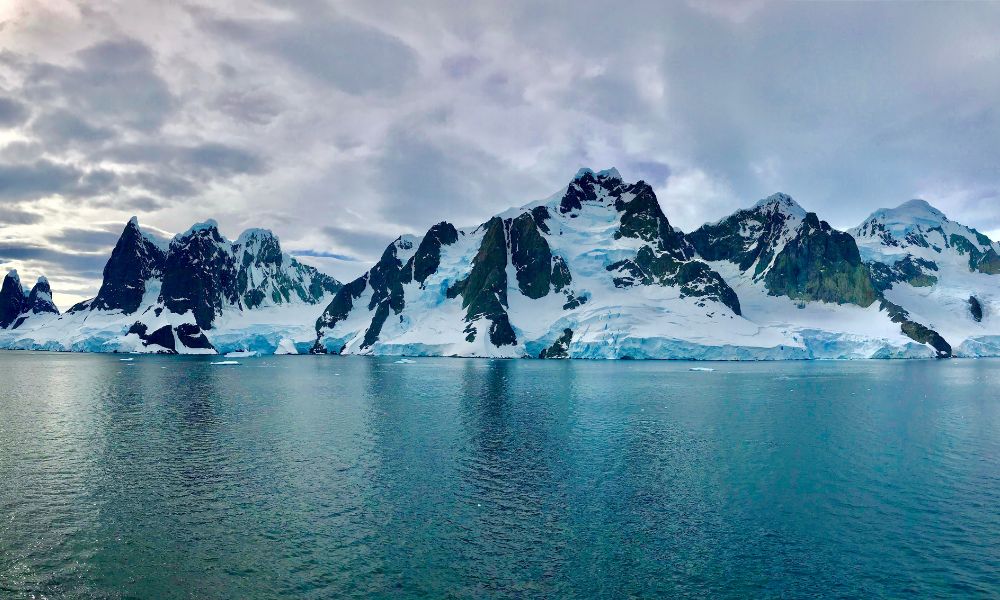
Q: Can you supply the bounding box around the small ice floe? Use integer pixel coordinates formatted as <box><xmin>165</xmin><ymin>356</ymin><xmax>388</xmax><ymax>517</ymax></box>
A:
<box><xmin>394</xmin><ymin>358</ymin><xmax>416</xmax><ymax>364</ymax></box>
<box><xmin>210</xmin><ymin>360</ymin><xmax>241</xmax><ymax>366</ymax></box>
<box><xmin>225</xmin><ymin>350</ymin><xmax>258</xmax><ymax>358</ymax></box>
<box><xmin>119</xmin><ymin>357</ymin><xmax>135</xmax><ymax>362</ymax></box>
<box><xmin>689</xmin><ymin>367</ymin><xmax>715</xmax><ymax>372</ymax></box>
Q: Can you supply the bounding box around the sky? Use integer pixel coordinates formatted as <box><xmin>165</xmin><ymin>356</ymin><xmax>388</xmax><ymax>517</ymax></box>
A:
<box><xmin>1</xmin><ymin>0</ymin><xmax>999</xmax><ymax>309</ymax></box>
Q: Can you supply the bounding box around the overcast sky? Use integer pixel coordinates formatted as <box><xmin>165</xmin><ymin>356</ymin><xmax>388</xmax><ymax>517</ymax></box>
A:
<box><xmin>2</xmin><ymin>0</ymin><xmax>999</xmax><ymax>308</ymax></box>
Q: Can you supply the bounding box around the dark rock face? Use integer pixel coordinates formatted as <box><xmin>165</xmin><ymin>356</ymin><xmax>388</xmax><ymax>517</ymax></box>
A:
<box><xmin>448</xmin><ymin>217</ymin><xmax>517</xmax><ymax>346</ymax></box>
<box><xmin>976</xmin><ymin>248</ymin><xmax>1000</xmax><ymax>275</ymax></box>
<box><xmin>688</xmin><ymin>194</ymin><xmax>801</xmax><ymax>275</ymax></box>
<box><xmin>232</xmin><ymin>230</ymin><xmax>341</xmax><ymax>309</ymax></box>
<box><xmin>509</xmin><ymin>213</ymin><xmax>555</xmax><ymax>299</ymax></box>
<box><xmin>91</xmin><ymin>219</ymin><xmax>166</xmax><ymax>314</ymax></box>
<box><xmin>0</xmin><ymin>271</ymin><xmax>28</xmax><ymax>329</ymax></box>
<box><xmin>559</xmin><ymin>169</ymin><xmax>624</xmax><ymax>215</ymax></box>
<box><xmin>404</xmin><ymin>222</ymin><xmax>459</xmax><ymax>285</ymax></box>
<box><xmin>316</xmin><ymin>274</ymin><xmax>369</xmax><ymax>338</ymax></box>
<box><xmin>175</xmin><ymin>323</ymin><xmax>213</xmax><ymax>349</ymax></box>
<box><xmin>880</xmin><ymin>299</ymin><xmax>952</xmax><ymax>357</ymax></box>
<box><xmin>764</xmin><ymin>214</ymin><xmax>878</xmax><ymax>307</ymax></box>
<box><xmin>867</xmin><ymin>256</ymin><xmax>939</xmax><ymax>292</ymax></box>
<box><xmin>607</xmin><ymin>186</ymin><xmax>741</xmax><ymax>315</ymax></box>
<box><xmin>160</xmin><ymin>224</ymin><xmax>239</xmax><ymax>329</ymax></box>
<box><xmin>361</xmin><ymin>241</ymin><xmax>409</xmax><ymax>349</ymax></box>
<box><xmin>539</xmin><ymin>328</ymin><xmax>573</xmax><ymax>358</ymax></box>
<box><xmin>615</xmin><ymin>182</ymin><xmax>690</xmax><ymax>258</ymax></box>
<box><xmin>970</xmin><ymin>296</ymin><xmax>984</xmax><ymax>322</ymax></box>
<box><xmin>127</xmin><ymin>322</ymin><xmax>177</xmax><ymax>353</ymax></box>
<box><xmin>26</xmin><ymin>278</ymin><xmax>59</xmax><ymax>315</ymax></box>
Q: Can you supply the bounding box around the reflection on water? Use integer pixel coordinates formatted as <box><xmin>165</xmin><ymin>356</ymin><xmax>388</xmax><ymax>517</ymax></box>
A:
<box><xmin>1</xmin><ymin>353</ymin><xmax>999</xmax><ymax>598</ymax></box>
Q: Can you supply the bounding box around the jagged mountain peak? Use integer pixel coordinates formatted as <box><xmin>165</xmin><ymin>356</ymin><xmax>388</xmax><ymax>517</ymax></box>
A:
<box><xmin>175</xmin><ymin>219</ymin><xmax>222</xmax><ymax>241</ymax></box>
<box><xmin>851</xmin><ymin>199</ymin><xmax>998</xmax><ymax>274</ymax></box>
<box><xmin>5</xmin><ymin>269</ymin><xmax>21</xmax><ymax>287</ymax></box>
<box><xmin>573</xmin><ymin>166</ymin><xmax>622</xmax><ymax>182</ymax></box>
<box><xmin>751</xmin><ymin>193</ymin><xmax>807</xmax><ymax>218</ymax></box>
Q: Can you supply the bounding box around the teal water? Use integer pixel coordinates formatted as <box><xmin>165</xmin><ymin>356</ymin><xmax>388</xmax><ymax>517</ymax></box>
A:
<box><xmin>1</xmin><ymin>352</ymin><xmax>998</xmax><ymax>598</ymax></box>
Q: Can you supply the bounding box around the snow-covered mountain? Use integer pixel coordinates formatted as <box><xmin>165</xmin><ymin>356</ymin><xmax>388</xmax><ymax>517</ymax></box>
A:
<box><xmin>313</xmin><ymin>169</ymin><xmax>948</xmax><ymax>359</ymax></box>
<box><xmin>3</xmin><ymin>169</ymin><xmax>998</xmax><ymax>359</ymax></box>
<box><xmin>0</xmin><ymin>271</ymin><xmax>59</xmax><ymax>329</ymax></box>
<box><xmin>849</xmin><ymin>200</ymin><xmax>1000</xmax><ymax>357</ymax></box>
<box><xmin>0</xmin><ymin>218</ymin><xmax>341</xmax><ymax>354</ymax></box>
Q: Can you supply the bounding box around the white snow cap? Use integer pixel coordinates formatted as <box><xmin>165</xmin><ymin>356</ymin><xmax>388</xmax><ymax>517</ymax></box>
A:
<box><xmin>176</xmin><ymin>219</ymin><xmax>221</xmax><ymax>240</ymax></box>
<box><xmin>573</xmin><ymin>167</ymin><xmax>622</xmax><ymax>181</ymax></box>
<box><xmin>752</xmin><ymin>193</ymin><xmax>807</xmax><ymax>217</ymax></box>
<box><xmin>128</xmin><ymin>216</ymin><xmax>139</xmax><ymax>226</ymax></box>
<box><xmin>869</xmin><ymin>199</ymin><xmax>947</xmax><ymax>226</ymax></box>
<box><xmin>36</xmin><ymin>276</ymin><xmax>48</xmax><ymax>285</ymax></box>
<box><xmin>5</xmin><ymin>269</ymin><xmax>19</xmax><ymax>283</ymax></box>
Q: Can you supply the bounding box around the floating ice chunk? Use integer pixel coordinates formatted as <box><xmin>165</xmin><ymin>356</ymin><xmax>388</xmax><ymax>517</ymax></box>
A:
<box><xmin>119</xmin><ymin>358</ymin><xmax>135</xmax><ymax>362</ymax></box>
<box><xmin>210</xmin><ymin>360</ymin><xmax>241</xmax><ymax>365</ymax></box>
<box><xmin>225</xmin><ymin>350</ymin><xmax>259</xmax><ymax>358</ymax></box>
<box><xmin>394</xmin><ymin>358</ymin><xmax>416</xmax><ymax>364</ymax></box>
<box><xmin>689</xmin><ymin>367</ymin><xmax>715</xmax><ymax>372</ymax></box>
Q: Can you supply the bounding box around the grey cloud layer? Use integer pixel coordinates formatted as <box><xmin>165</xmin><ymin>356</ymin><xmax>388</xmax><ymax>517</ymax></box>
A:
<box><xmin>0</xmin><ymin>0</ymin><xmax>999</xmax><ymax>305</ymax></box>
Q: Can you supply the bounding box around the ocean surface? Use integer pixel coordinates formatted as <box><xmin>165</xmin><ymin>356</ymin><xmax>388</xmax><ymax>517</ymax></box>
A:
<box><xmin>1</xmin><ymin>352</ymin><xmax>998</xmax><ymax>599</ymax></box>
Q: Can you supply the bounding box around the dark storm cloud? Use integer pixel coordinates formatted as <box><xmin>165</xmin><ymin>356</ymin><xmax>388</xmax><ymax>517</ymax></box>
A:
<box><xmin>321</xmin><ymin>225</ymin><xmax>397</xmax><ymax>259</ymax></box>
<box><xmin>0</xmin><ymin>242</ymin><xmax>108</xmax><ymax>278</ymax></box>
<box><xmin>0</xmin><ymin>206</ymin><xmax>43</xmax><ymax>225</ymax></box>
<box><xmin>203</xmin><ymin>11</ymin><xmax>417</xmax><ymax>95</ymax></box>
<box><xmin>102</xmin><ymin>142</ymin><xmax>264</xmax><ymax>176</ymax></box>
<box><xmin>0</xmin><ymin>159</ymin><xmax>117</xmax><ymax>201</ymax></box>
<box><xmin>20</xmin><ymin>37</ymin><xmax>175</xmax><ymax>132</ymax></box>
<box><xmin>50</xmin><ymin>227</ymin><xmax>120</xmax><ymax>250</ymax></box>
<box><xmin>31</xmin><ymin>109</ymin><xmax>116</xmax><ymax>145</ymax></box>
<box><xmin>0</xmin><ymin>96</ymin><xmax>29</xmax><ymax>126</ymax></box>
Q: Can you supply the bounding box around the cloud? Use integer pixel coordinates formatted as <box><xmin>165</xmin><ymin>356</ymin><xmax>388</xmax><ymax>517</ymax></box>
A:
<box><xmin>0</xmin><ymin>96</ymin><xmax>29</xmax><ymax>126</ymax></box>
<box><xmin>20</xmin><ymin>37</ymin><xmax>175</xmax><ymax>132</ymax></box>
<box><xmin>0</xmin><ymin>206</ymin><xmax>43</xmax><ymax>225</ymax></box>
<box><xmin>50</xmin><ymin>227</ymin><xmax>120</xmax><ymax>250</ymax></box>
<box><xmin>0</xmin><ymin>159</ymin><xmax>117</xmax><ymax>201</ymax></box>
<box><xmin>0</xmin><ymin>242</ymin><xmax>109</xmax><ymax>278</ymax></box>
<box><xmin>31</xmin><ymin>109</ymin><xmax>116</xmax><ymax>145</ymax></box>
<box><xmin>204</xmin><ymin>11</ymin><xmax>418</xmax><ymax>96</ymax></box>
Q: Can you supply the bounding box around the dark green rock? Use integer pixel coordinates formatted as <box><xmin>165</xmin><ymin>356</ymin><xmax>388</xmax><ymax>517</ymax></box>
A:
<box><xmin>867</xmin><ymin>256</ymin><xmax>939</xmax><ymax>292</ymax></box>
<box><xmin>880</xmin><ymin>299</ymin><xmax>951</xmax><ymax>357</ymax></box>
<box><xmin>764</xmin><ymin>214</ymin><xmax>877</xmax><ymax>307</ymax></box>
<box><xmin>976</xmin><ymin>248</ymin><xmax>1000</xmax><ymax>275</ymax></box>
<box><xmin>509</xmin><ymin>213</ymin><xmax>554</xmax><ymax>299</ymax></box>
<box><xmin>614</xmin><ymin>182</ymin><xmax>689</xmax><ymax>258</ymax></box>
<box><xmin>448</xmin><ymin>217</ymin><xmax>516</xmax><ymax>346</ymax></box>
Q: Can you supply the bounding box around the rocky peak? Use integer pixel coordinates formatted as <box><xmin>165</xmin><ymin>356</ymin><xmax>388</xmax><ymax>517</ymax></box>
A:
<box><xmin>27</xmin><ymin>276</ymin><xmax>59</xmax><ymax>315</ymax></box>
<box><xmin>0</xmin><ymin>270</ymin><xmax>28</xmax><ymax>328</ymax></box>
<box><xmin>559</xmin><ymin>167</ymin><xmax>627</xmax><ymax>214</ymax></box>
<box><xmin>89</xmin><ymin>217</ymin><xmax>167</xmax><ymax>314</ymax></box>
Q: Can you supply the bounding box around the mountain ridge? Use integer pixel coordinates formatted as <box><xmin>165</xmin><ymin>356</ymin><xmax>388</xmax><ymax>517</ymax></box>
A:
<box><xmin>2</xmin><ymin>168</ymin><xmax>998</xmax><ymax>358</ymax></box>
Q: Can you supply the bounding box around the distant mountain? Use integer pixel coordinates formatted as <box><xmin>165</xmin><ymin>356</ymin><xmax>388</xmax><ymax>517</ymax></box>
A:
<box><xmin>1</xmin><ymin>218</ymin><xmax>340</xmax><ymax>354</ymax></box>
<box><xmin>850</xmin><ymin>200</ymin><xmax>1000</xmax><ymax>357</ymax></box>
<box><xmin>0</xmin><ymin>271</ymin><xmax>59</xmax><ymax>330</ymax></box>
<box><xmin>3</xmin><ymin>170</ymin><xmax>998</xmax><ymax>359</ymax></box>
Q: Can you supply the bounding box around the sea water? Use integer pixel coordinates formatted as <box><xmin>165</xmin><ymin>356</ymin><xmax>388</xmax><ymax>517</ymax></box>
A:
<box><xmin>1</xmin><ymin>352</ymin><xmax>998</xmax><ymax>598</ymax></box>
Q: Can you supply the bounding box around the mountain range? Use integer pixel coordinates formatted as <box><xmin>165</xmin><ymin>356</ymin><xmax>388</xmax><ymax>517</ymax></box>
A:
<box><xmin>2</xmin><ymin>168</ymin><xmax>997</xmax><ymax>358</ymax></box>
